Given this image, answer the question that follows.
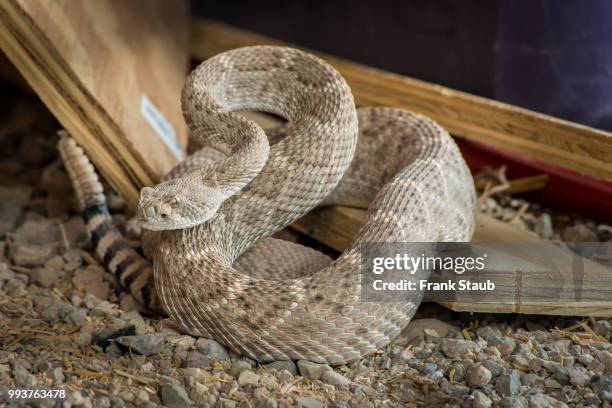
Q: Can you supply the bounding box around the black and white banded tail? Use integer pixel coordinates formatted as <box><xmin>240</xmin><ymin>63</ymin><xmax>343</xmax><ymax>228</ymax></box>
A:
<box><xmin>57</xmin><ymin>132</ymin><xmax>161</xmax><ymax>312</ymax></box>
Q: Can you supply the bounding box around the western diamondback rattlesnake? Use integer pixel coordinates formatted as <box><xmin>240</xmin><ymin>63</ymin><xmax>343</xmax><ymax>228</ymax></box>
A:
<box><xmin>61</xmin><ymin>46</ymin><xmax>476</xmax><ymax>365</ymax></box>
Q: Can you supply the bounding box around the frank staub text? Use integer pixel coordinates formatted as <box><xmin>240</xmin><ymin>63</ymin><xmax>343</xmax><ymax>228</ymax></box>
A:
<box><xmin>370</xmin><ymin>252</ymin><xmax>495</xmax><ymax>292</ymax></box>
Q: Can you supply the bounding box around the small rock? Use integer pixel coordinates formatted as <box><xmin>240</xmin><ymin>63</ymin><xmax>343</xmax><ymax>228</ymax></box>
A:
<box><xmin>50</xmin><ymin>367</ymin><xmax>65</xmax><ymax>384</ymax></box>
<box><xmin>594</xmin><ymin>320</ymin><xmax>611</xmax><ymax>337</ymax></box>
<box><xmin>295</xmin><ymin>396</ymin><xmax>324</xmax><ymax>408</ymax></box>
<box><xmin>482</xmin><ymin>360</ymin><xmax>504</xmax><ymax>378</ymax></box>
<box><xmin>218</xmin><ymin>398</ymin><xmax>237</xmax><ymax>408</ymax></box>
<box><xmin>476</xmin><ymin>326</ymin><xmax>502</xmax><ymax>341</ymax></box>
<box><xmin>118</xmin><ymin>310</ymin><xmax>147</xmax><ymax>335</ymax></box>
<box><xmin>544</xmin><ymin>377</ymin><xmax>562</xmax><ymax>389</ymax></box>
<box><xmin>4</xmin><ymin>278</ymin><xmax>27</xmax><ymax>297</ymax></box>
<box><xmin>73</xmin><ymin>265</ymin><xmax>110</xmax><ymax>300</ymax></box>
<box><xmin>161</xmin><ymin>383</ymin><xmax>193</xmax><ymax>407</ymax></box>
<box><xmin>466</xmin><ymin>364</ymin><xmax>492</xmax><ymax>388</ymax></box>
<box><xmin>263</xmin><ymin>360</ymin><xmax>298</xmax><ymax>376</ymax></box>
<box><xmin>563</xmin><ymin>224</ymin><xmax>599</xmax><ymax>242</ymax></box>
<box><xmin>74</xmin><ymin>323</ymin><xmax>94</xmax><ymax>346</ymax></box>
<box><xmin>495</xmin><ymin>370</ymin><xmax>521</xmax><ymax>396</ymax></box>
<box><xmin>230</xmin><ymin>360</ymin><xmax>253</xmax><ymax>377</ymax></box>
<box><xmin>488</xmin><ymin>336</ymin><xmax>517</xmax><ymax>356</ymax></box>
<box><xmin>237</xmin><ymin>370</ymin><xmax>260</xmax><ymax>386</ymax></box>
<box><xmin>182</xmin><ymin>351</ymin><xmax>210</xmax><ymax>369</ymax></box>
<box><xmin>395</xmin><ymin>318</ymin><xmax>459</xmax><ymax>346</ymax></box>
<box><xmin>28</xmin><ymin>266</ymin><xmax>65</xmax><ymax>288</ymax></box>
<box><xmin>471</xmin><ymin>390</ymin><xmax>492</xmax><ymax>408</ymax></box>
<box><xmin>195</xmin><ymin>338</ymin><xmax>229</xmax><ymax>360</ymax></box>
<box><xmin>276</xmin><ymin>369</ymin><xmax>294</xmax><ymax>383</ymax></box>
<box><xmin>528</xmin><ymin>393</ymin><xmax>568</xmax><ymax>408</ymax></box>
<box><xmin>583</xmin><ymin>394</ymin><xmax>602</xmax><ymax>405</ymax></box>
<box><xmin>95</xmin><ymin>324</ymin><xmax>136</xmax><ymax>348</ymax></box>
<box><xmin>115</xmin><ymin>334</ymin><xmax>165</xmax><ymax>356</ymax></box>
<box><xmin>0</xmin><ymin>262</ymin><xmax>14</xmax><ymax>281</ymax></box>
<box><xmin>11</xmin><ymin>244</ymin><xmax>53</xmax><ymax>267</ymax></box>
<box><xmin>500</xmin><ymin>396</ymin><xmax>528</xmax><ymax>408</ymax></box>
<box><xmin>297</xmin><ymin>360</ymin><xmax>332</xmax><ymax>380</ymax></box>
<box><xmin>567</xmin><ymin>366</ymin><xmax>590</xmax><ymax>386</ymax></box>
<box><xmin>134</xmin><ymin>390</ymin><xmax>149</xmax><ymax>405</ymax></box>
<box><xmin>67</xmin><ymin>309</ymin><xmax>87</xmax><ymax>326</ymax></box>
<box><xmin>253</xmin><ymin>388</ymin><xmax>277</xmax><ymax>408</ymax></box>
<box><xmin>439</xmin><ymin>339</ymin><xmax>479</xmax><ymax>359</ymax></box>
<box><xmin>553</xmin><ymin>366</ymin><xmax>570</xmax><ymax>385</ymax></box>
<box><xmin>534</xmin><ymin>214</ymin><xmax>553</xmax><ymax>239</ymax></box>
<box><xmin>0</xmin><ymin>186</ymin><xmax>31</xmax><ymax>236</ymax></box>
<box><xmin>320</xmin><ymin>370</ymin><xmax>350</xmax><ymax>387</ymax></box>
<box><xmin>93</xmin><ymin>396</ymin><xmax>111</xmax><ymax>408</ymax></box>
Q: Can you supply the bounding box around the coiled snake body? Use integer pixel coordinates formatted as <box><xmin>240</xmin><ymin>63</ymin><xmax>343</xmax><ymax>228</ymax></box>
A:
<box><xmin>63</xmin><ymin>46</ymin><xmax>476</xmax><ymax>365</ymax></box>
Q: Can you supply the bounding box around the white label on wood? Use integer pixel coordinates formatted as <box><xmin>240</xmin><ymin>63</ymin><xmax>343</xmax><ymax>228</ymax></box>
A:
<box><xmin>140</xmin><ymin>95</ymin><xmax>184</xmax><ymax>160</ymax></box>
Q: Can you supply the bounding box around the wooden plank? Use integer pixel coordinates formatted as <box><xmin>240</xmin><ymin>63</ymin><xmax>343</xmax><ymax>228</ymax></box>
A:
<box><xmin>0</xmin><ymin>0</ymin><xmax>190</xmax><ymax>207</ymax></box>
<box><xmin>190</xmin><ymin>18</ymin><xmax>612</xmax><ymax>181</ymax></box>
<box><xmin>291</xmin><ymin>207</ymin><xmax>612</xmax><ymax>317</ymax></box>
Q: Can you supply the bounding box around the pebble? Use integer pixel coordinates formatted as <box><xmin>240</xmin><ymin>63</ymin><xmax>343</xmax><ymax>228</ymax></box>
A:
<box><xmin>482</xmin><ymin>360</ymin><xmax>504</xmax><ymax>378</ymax></box>
<box><xmin>230</xmin><ymin>360</ymin><xmax>253</xmax><ymax>377</ymax></box>
<box><xmin>254</xmin><ymin>388</ymin><xmax>277</xmax><ymax>408</ymax></box>
<box><xmin>488</xmin><ymin>336</ymin><xmax>516</xmax><ymax>356</ymax></box>
<box><xmin>320</xmin><ymin>370</ymin><xmax>350</xmax><ymax>387</ymax></box>
<box><xmin>0</xmin><ymin>185</ymin><xmax>30</xmax><ymax>235</ymax></box>
<box><xmin>471</xmin><ymin>390</ymin><xmax>492</xmax><ymax>408</ymax></box>
<box><xmin>50</xmin><ymin>367</ymin><xmax>65</xmax><ymax>384</ymax></box>
<box><xmin>263</xmin><ymin>360</ymin><xmax>298</xmax><ymax>376</ymax></box>
<box><xmin>594</xmin><ymin>320</ymin><xmax>611</xmax><ymax>337</ymax></box>
<box><xmin>563</xmin><ymin>224</ymin><xmax>599</xmax><ymax>242</ymax></box>
<box><xmin>394</xmin><ymin>318</ymin><xmax>458</xmax><ymax>346</ymax></box>
<box><xmin>72</xmin><ymin>265</ymin><xmax>110</xmax><ymax>300</ymax></box>
<box><xmin>195</xmin><ymin>338</ymin><xmax>229</xmax><ymax>360</ymax></box>
<box><xmin>218</xmin><ymin>397</ymin><xmax>237</xmax><ymax>408</ymax></box>
<box><xmin>295</xmin><ymin>396</ymin><xmax>325</xmax><ymax>408</ymax></box>
<box><xmin>161</xmin><ymin>383</ymin><xmax>193</xmax><ymax>407</ymax></box>
<box><xmin>27</xmin><ymin>266</ymin><xmax>62</xmax><ymax>288</ymax></box>
<box><xmin>4</xmin><ymin>278</ymin><xmax>27</xmax><ymax>297</ymax></box>
<box><xmin>439</xmin><ymin>338</ymin><xmax>479</xmax><ymax>358</ymax></box>
<box><xmin>466</xmin><ymin>364</ymin><xmax>492</xmax><ymax>388</ymax></box>
<box><xmin>534</xmin><ymin>213</ymin><xmax>554</xmax><ymax>239</ymax></box>
<box><xmin>297</xmin><ymin>360</ymin><xmax>332</xmax><ymax>380</ymax></box>
<box><xmin>115</xmin><ymin>334</ymin><xmax>165</xmax><ymax>356</ymax></box>
<box><xmin>567</xmin><ymin>366</ymin><xmax>590</xmax><ymax>386</ymax></box>
<box><xmin>495</xmin><ymin>369</ymin><xmax>521</xmax><ymax>396</ymax></box>
<box><xmin>236</xmin><ymin>370</ymin><xmax>260</xmax><ymax>387</ymax></box>
<box><xmin>528</xmin><ymin>393</ymin><xmax>568</xmax><ymax>408</ymax></box>
<box><xmin>95</xmin><ymin>324</ymin><xmax>136</xmax><ymax>348</ymax></box>
<box><xmin>182</xmin><ymin>350</ymin><xmax>210</xmax><ymax>369</ymax></box>
<box><xmin>500</xmin><ymin>396</ymin><xmax>527</xmax><ymax>408</ymax></box>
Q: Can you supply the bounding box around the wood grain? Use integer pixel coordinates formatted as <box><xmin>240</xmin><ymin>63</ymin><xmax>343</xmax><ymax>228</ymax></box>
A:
<box><xmin>0</xmin><ymin>0</ymin><xmax>190</xmax><ymax>207</ymax></box>
<box><xmin>191</xmin><ymin>18</ymin><xmax>612</xmax><ymax>181</ymax></box>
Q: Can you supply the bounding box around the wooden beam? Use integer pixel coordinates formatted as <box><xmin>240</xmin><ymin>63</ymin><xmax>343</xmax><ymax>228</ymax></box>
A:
<box><xmin>191</xmin><ymin>18</ymin><xmax>612</xmax><ymax>181</ymax></box>
<box><xmin>0</xmin><ymin>0</ymin><xmax>190</xmax><ymax>207</ymax></box>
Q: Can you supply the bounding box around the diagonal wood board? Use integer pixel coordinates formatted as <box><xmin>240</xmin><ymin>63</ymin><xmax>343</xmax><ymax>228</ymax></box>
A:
<box><xmin>0</xmin><ymin>0</ymin><xmax>190</xmax><ymax>207</ymax></box>
<box><xmin>291</xmin><ymin>206</ymin><xmax>612</xmax><ymax>317</ymax></box>
<box><xmin>191</xmin><ymin>18</ymin><xmax>612</xmax><ymax>182</ymax></box>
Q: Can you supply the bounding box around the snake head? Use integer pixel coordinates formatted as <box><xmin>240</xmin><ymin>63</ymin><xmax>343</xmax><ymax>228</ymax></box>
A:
<box><xmin>138</xmin><ymin>174</ymin><xmax>226</xmax><ymax>231</ymax></box>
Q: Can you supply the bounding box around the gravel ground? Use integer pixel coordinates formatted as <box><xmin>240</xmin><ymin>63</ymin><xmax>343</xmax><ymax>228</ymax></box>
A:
<box><xmin>0</xmin><ymin>89</ymin><xmax>611</xmax><ymax>408</ymax></box>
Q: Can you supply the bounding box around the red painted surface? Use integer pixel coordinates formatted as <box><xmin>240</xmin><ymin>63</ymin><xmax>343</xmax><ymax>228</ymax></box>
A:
<box><xmin>456</xmin><ymin>139</ymin><xmax>612</xmax><ymax>224</ymax></box>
